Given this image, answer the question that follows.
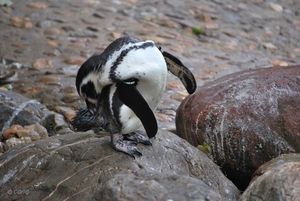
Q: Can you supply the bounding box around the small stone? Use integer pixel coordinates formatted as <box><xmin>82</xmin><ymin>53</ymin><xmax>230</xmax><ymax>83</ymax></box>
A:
<box><xmin>202</xmin><ymin>67</ymin><xmax>218</xmax><ymax>74</ymax></box>
<box><xmin>139</xmin><ymin>36</ymin><xmax>165</xmax><ymax>44</ymax></box>
<box><xmin>269</xmin><ymin>3</ymin><xmax>283</xmax><ymax>13</ymax></box>
<box><xmin>43</xmin><ymin>49</ymin><xmax>61</xmax><ymax>57</ymax></box>
<box><xmin>68</xmin><ymin>42</ymin><xmax>86</xmax><ymax>48</ymax></box>
<box><xmin>32</xmin><ymin>58</ymin><xmax>53</xmax><ymax>69</ymax></box>
<box><xmin>80</xmin><ymin>50</ymin><xmax>94</xmax><ymax>58</ymax></box>
<box><xmin>269</xmin><ymin>60</ymin><xmax>289</xmax><ymax>67</ymax></box>
<box><xmin>11</xmin><ymin>40</ymin><xmax>28</xmax><ymax>47</ymax></box>
<box><xmin>46</xmin><ymin>41</ymin><xmax>59</xmax><ymax>47</ymax></box>
<box><xmin>5</xmin><ymin>137</ymin><xmax>32</xmax><ymax>150</ymax></box>
<box><xmin>201</xmin><ymin>14</ymin><xmax>219</xmax><ymax>29</ymax></box>
<box><xmin>62</xmin><ymin>26</ymin><xmax>75</xmax><ymax>32</ymax></box>
<box><xmin>64</xmin><ymin>110</ymin><xmax>76</xmax><ymax>122</ymax></box>
<box><xmin>22</xmin><ymin>85</ymin><xmax>44</xmax><ymax>93</ymax></box>
<box><xmin>62</xmin><ymin>93</ymin><xmax>81</xmax><ymax>103</ymax></box>
<box><xmin>38</xmin><ymin>75</ymin><xmax>60</xmax><ymax>84</ymax></box>
<box><xmin>55</xmin><ymin>106</ymin><xmax>77</xmax><ymax>122</ymax></box>
<box><xmin>87</xmin><ymin>26</ymin><xmax>99</xmax><ymax>32</ymax></box>
<box><xmin>93</xmin><ymin>13</ymin><xmax>104</xmax><ymax>19</ymax></box>
<box><xmin>14</xmin><ymin>47</ymin><xmax>31</xmax><ymax>54</ymax></box>
<box><xmin>10</xmin><ymin>16</ymin><xmax>33</xmax><ymax>28</ymax></box>
<box><xmin>27</xmin><ymin>2</ymin><xmax>47</xmax><ymax>9</ymax></box>
<box><xmin>168</xmin><ymin>81</ymin><xmax>185</xmax><ymax>89</ymax></box>
<box><xmin>44</xmin><ymin>27</ymin><xmax>61</xmax><ymax>35</ymax></box>
<box><xmin>62</xmin><ymin>86</ymin><xmax>77</xmax><ymax>93</ymax></box>
<box><xmin>65</xmin><ymin>57</ymin><xmax>85</xmax><ymax>65</ymax></box>
<box><xmin>111</xmin><ymin>32</ymin><xmax>122</xmax><ymax>39</ymax></box>
<box><xmin>263</xmin><ymin>43</ymin><xmax>278</xmax><ymax>50</ymax></box>
<box><xmin>36</xmin><ymin>20</ymin><xmax>52</xmax><ymax>28</ymax></box>
<box><xmin>2</xmin><ymin>125</ymin><xmax>23</xmax><ymax>139</ymax></box>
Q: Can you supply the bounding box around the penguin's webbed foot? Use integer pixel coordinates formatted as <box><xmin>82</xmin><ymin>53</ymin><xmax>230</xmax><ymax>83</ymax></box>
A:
<box><xmin>111</xmin><ymin>133</ymin><xmax>143</xmax><ymax>159</ymax></box>
<box><xmin>123</xmin><ymin>131</ymin><xmax>152</xmax><ymax>145</ymax></box>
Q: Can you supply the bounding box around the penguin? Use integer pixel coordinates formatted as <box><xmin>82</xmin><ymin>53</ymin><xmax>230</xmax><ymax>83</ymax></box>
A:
<box><xmin>71</xmin><ymin>36</ymin><xmax>196</xmax><ymax>158</ymax></box>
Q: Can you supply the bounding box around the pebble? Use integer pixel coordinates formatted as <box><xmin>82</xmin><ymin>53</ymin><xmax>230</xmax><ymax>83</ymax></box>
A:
<box><xmin>43</xmin><ymin>49</ymin><xmax>61</xmax><ymax>57</ymax></box>
<box><xmin>80</xmin><ymin>50</ymin><xmax>94</xmax><ymax>58</ymax></box>
<box><xmin>54</xmin><ymin>106</ymin><xmax>77</xmax><ymax>122</ymax></box>
<box><xmin>22</xmin><ymin>85</ymin><xmax>44</xmax><ymax>93</ymax></box>
<box><xmin>65</xmin><ymin>57</ymin><xmax>86</xmax><ymax>65</ymax></box>
<box><xmin>62</xmin><ymin>93</ymin><xmax>81</xmax><ymax>103</ymax></box>
<box><xmin>38</xmin><ymin>75</ymin><xmax>60</xmax><ymax>84</ymax></box>
<box><xmin>10</xmin><ymin>16</ymin><xmax>33</xmax><ymax>28</ymax></box>
<box><xmin>11</xmin><ymin>40</ymin><xmax>28</xmax><ymax>47</ymax></box>
<box><xmin>2</xmin><ymin>124</ymin><xmax>22</xmax><ymax>139</ymax></box>
<box><xmin>269</xmin><ymin>3</ymin><xmax>283</xmax><ymax>13</ymax></box>
<box><xmin>62</xmin><ymin>26</ymin><xmax>75</xmax><ymax>32</ymax></box>
<box><xmin>5</xmin><ymin>137</ymin><xmax>32</xmax><ymax>150</ymax></box>
<box><xmin>14</xmin><ymin>47</ymin><xmax>31</xmax><ymax>54</ymax></box>
<box><xmin>36</xmin><ymin>20</ymin><xmax>52</xmax><ymax>28</ymax></box>
<box><xmin>68</xmin><ymin>42</ymin><xmax>86</xmax><ymax>48</ymax></box>
<box><xmin>27</xmin><ymin>2</ymin><xmax>47</xmax><ymax>9</ymax></box>
<box><xmin>269</xmin><ymin>60</ymin><xmax>289</xmax><ymax>67</ymax></box>
<box><xmin>263</xmin><ymin>43</ymin><xmax>278</xmax><ymax>50</ymax></box>
<box><xmin>32</xmin><ymin>58</ymin><xmax>53</xmax><ymax>69</ymax></box>
<box><xmin>62</xmin><ymin>86</ymin><xmax>77</xmax><ymax>93</ymax></box>
<box><xmin>46</xmin><ymin>40</ymin><xmax>59</xmax><ymax>47</ymax></box>
<box><xmin>44</xmin><ymin>27</ymin><xmax>61</xmax><ymax>35</ymax></box>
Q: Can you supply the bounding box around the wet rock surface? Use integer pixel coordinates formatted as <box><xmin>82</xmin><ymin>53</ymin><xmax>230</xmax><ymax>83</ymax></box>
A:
<box><xmin>0</xmin><ymin>90</ymin><xmax>50</xmax><ymax>133</ymax></box>
<box><xmin>0</xmin><ymin>130</ymin><xmax>240</xmax><ymax>201</ymax></box>
<box><xmin>240</xmin><ymin>154</ymin><xmax>300</xmax><ymax>201</ymax></box>
<box><xmin>0</xmin><ymin>0</ymin><xmax>300</xmax><ymax>199</ymax></box>
<box><xmin>176</xmin><ymin>66</ymin><xmax>300</xmax><ymax>190</ymax></box>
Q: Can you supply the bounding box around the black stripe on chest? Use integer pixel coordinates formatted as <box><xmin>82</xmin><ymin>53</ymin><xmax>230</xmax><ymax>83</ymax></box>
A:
<box><xmin>109</xmin><ymin>42</ymin><xmax>155</xmax><ymax>82</ymax></box>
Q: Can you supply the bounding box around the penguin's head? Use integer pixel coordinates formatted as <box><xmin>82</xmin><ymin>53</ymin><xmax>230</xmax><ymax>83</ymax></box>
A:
<box><xmin>76</xmin><ymin>36</ymin><xmax>166</xmax><ymax>116</ymax></box>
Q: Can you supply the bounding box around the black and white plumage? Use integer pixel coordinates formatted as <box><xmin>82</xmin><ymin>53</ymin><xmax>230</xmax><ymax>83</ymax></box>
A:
<box><xmin>71</xmin><ymin>36</ymin><xmax>196</xmax><ymax>158</ymax></box>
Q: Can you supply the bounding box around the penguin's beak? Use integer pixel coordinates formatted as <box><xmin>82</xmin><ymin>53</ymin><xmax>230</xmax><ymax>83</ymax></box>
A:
<box><xmin>85</xmin><ymin>98</ymin><xmax>98</xmax><ymax>115</ymax></box>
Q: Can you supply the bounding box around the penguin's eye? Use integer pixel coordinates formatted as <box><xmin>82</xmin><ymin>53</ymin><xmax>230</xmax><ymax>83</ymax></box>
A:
<box><xmin>81</xmin><ymin>81</ymin><xmax>97</xmax><ymax>99</ymax></box>
<box><xmin>123</xmin><ymin>78</ymin><xmax>138</xmax><ymax>85</ymax></box>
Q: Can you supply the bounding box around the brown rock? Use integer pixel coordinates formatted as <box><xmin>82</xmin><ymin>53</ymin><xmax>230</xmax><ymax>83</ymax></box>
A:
<box><xmin>32</xmin><ymin>58</ymin><xmax>52</xmax><ymax>69</ymax></box>
<box><xmin>38</xmin><ymin>75</ymin><xmax>60</xmax><ymax>84</ymax></box>
<box><xmin>27</xmin><ymin>2</ymin><xmax>47</xmax><ymax>9</ymax></box>
<box><xmin>65</xmin><ymin>57</ymin><xmax>85</xmax><ymax>65</ymax></box>
<box><xmin>176</xmin><ymin>65</ymin><xmax>300</xmax><ymax>190</ymax></box>
<box><xmin>44</xmin><ymin>27</ymin><xmax>61</xmax><ymax>35</ymax></box>
<box><xmin>2</xmin><ymin>125</ymin><xmax>23</xmax><ymax>139</ymax></box>
<box><xmin>46</xmin><ymin>40</ymin><xmax>59</xmax><ymax>47</ymax></box>
<box><xmin>62</xmin><ymin>93</ymin><xmax>81</xmax><ymax>103</ymax></box>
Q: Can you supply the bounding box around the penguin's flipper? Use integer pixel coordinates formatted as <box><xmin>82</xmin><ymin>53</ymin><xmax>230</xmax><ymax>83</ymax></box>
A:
<box><xmin>162</xmin><ymin>51</ymin><xmax>197</xmax><ymax>94</ymax></box>
<box><xmin>117</xmin><ymin>82</ymin><xmax>158</xmax><ymax>138</ymax></box>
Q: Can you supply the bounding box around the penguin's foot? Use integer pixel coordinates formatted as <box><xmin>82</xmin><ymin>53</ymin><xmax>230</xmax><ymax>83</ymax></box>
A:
<box><xmin>123</xmin><ymin>131</ymin><xmax>152</xmax><ymax>145</ymax></box>
<box><xmin>111</xmin><ymin>133</ymin><xmax>143</xmax><ymax>159</ymax></box>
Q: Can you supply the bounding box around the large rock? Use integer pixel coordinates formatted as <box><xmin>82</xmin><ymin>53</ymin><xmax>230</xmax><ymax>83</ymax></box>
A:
<box><xmin>240</xmin><ymin>154</ymin><xmax>300</xmax><ymax>201</ymax></box>
<box><xmin>0</xmin><ymin>91</ymin><xmax>50</xmax><ymax>134</ymax></box>
<box><xmin>176</xmin><ymin>66</ymin><xmax>300</xmax><ymax>189</ymax></box>
<box><xmin>0</xmin><ymin>130</ymin><xmax>240</xmax><ymax>201</ymax></box>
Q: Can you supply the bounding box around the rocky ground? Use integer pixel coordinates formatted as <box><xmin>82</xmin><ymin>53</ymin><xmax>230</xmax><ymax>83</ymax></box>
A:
<box><xmin>0</xmin><ymin>0</ymin><xmax>300</xmax><ymax>200</ymax></box>
<box><xmin>1</xmin><ymin>0</ymin><xmax>299</xmax><ymax>131</ymax></box>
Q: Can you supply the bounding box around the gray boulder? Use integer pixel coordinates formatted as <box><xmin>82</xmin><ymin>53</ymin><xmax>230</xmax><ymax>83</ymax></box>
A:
<box><xmin>0</xmin><ymin>130</ymin><xmax>240</xmax><ymax>201</ymax></box>
<box><xmin>0</xmin><ymin>90</ymin><xmax>50</xmax><ymax>134</ymax></box>
<box><xmin>240</xmin><ymin>154</ymin><xmax>300</xmax><ymax>201</ymax></box>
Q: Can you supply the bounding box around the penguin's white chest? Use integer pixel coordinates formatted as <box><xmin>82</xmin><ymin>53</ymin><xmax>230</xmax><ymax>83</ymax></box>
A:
<box><xmin>115</xmin><ymin>47</ymin><xmax>168</xmax><ymax>134</ymax></box>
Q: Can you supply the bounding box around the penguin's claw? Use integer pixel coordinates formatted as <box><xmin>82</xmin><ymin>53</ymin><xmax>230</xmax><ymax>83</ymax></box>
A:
<box><xmin>112</xmin><ymin>133</ymin><xmax>143</xmax><ymax>159</ymax></box>
<box><xmin>123</xmin><ymin>132</ymin><xmax>152</xmax><ymax>145</ymax></box>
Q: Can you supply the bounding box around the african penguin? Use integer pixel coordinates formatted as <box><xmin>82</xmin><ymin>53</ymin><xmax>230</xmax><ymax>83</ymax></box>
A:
<box><xmin>71</xmin><ymin>35</ymin><xmax>197</xmax><ymax>158</ymax></box>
